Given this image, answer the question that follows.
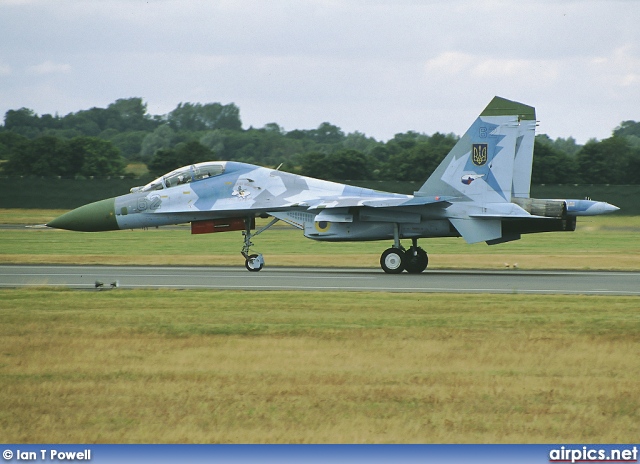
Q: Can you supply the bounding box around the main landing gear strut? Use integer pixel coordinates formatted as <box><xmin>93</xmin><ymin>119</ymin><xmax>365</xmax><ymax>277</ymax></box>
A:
<box><xmin>241</xmin><ymin>216</ymin><xmax>279</xmax><ymax>272</ymax></box>
<box><xmin>379</xmin><ymin>225</ymin><xmax>429</xmax><ymax>274</ymax></box>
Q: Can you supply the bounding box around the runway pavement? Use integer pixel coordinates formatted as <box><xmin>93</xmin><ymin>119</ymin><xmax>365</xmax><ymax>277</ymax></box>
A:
<box><xmin>1</xmin><ymin>265</ymin><xmax>639</xmax><ymax>295</ymax></box>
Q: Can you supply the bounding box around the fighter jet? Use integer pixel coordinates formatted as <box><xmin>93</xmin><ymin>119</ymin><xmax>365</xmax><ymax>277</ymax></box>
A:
<box><xmin>47</xmin><ymin>96</ymin><xmax>619</xmax><ymax>273</ymax></box>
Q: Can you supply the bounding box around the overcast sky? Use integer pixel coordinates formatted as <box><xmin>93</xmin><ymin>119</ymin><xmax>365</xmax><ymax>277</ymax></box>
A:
<box><xmin>1</xmin><ymin>0</ymin><xmax>639</xmax><ymax>143</ymax></box>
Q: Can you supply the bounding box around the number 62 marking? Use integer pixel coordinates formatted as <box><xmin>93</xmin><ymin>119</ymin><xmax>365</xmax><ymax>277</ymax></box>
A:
<box><xmin>137</xmin><ymin>195</ymin><xmax>162</xmax><ymax>211</ymax></box>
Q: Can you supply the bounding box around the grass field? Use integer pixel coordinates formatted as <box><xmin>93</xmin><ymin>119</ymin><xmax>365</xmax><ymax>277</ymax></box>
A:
<box><xmin>1</xmin><ymin>209</ymin><xmax>640</xmax><ymax>270</ymax></box>
<box><xmin>1</xmin><ymin>289</ymin><xmax>638</xmax><ymax>443</ymax></box>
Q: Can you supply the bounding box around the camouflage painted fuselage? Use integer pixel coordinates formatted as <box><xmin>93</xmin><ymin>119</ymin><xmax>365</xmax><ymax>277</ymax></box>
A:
<box><xmin>48</xmin><ymin>161</ymin><xmax>453</xmax><ymax>241</ymax></box>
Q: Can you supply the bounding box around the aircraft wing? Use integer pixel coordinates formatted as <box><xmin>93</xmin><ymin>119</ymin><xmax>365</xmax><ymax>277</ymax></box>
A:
<box><xmin>307</xmin><ymin>195</ymin><xmax>453</xmax><ymax>210</ymax></box>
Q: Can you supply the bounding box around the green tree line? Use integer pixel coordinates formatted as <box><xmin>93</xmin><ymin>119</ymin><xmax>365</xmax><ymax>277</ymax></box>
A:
<box><xmin>1</xmin><ymin>97</ymin><xmax>640</xmax><ymax>184</ymax></box>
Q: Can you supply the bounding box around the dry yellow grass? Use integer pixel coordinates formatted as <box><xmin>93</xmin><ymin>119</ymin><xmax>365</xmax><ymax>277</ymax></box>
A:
<box><xmin>1</xmin><ymin>289</ymin><xmax>638</xmax><ymax>443</ymax></box>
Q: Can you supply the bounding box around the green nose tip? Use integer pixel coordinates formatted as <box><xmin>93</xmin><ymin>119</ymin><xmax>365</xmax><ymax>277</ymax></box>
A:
<box><xmin>47</xmin><ymin>198</ymin><xmax>119</xmax><ymax>232</ymax></box>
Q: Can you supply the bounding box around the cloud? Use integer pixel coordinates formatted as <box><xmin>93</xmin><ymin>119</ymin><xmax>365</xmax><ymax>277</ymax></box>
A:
<box><xmin>590</xmin><ymin>44</ymin><xmax>640</xmax><ymax>88</ymax></box>
<box><xmin>0</xmin><ymin>0</ymin><xmax>36</xmax><ymax>4</ymax></box>
<box><xmin>424</xmin><ymin>51</ymin><xmax>559</xmax><ymax>84</ymax></box>
<box><xmin>423</xmin><ymin>52</ymin><xmax>475</xmax><ymax>76</ymax></box>
<box><xmin>27</xmin><ymin>60</ymin><xmax>72</xmax><ymax>75</ymax></box>
<box><xmin>0</xmin><ymin>61</ymin><xmax>11</xmax><ymax>75</ymax></box>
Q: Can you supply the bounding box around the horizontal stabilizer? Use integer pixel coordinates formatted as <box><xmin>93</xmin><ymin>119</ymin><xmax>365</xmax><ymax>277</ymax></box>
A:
<box><xmin>449</xmin><ymin>217</ymin><xmax>502</xmax><ymax>244</ymax></box>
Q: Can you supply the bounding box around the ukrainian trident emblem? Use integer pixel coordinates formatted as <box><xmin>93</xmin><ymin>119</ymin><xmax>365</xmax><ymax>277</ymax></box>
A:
<box><xmin>472</xmin><ymin>143</ymin><xmax>488</xmax><ymax>166</ymax></box>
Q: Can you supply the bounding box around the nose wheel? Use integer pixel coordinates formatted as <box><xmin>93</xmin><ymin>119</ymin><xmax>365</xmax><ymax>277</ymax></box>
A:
<box><xmin>244</xmin><ymin>253</ymin><xmax>264</xmax><ymax>272</ymax></box>
<box><xmin>240</xmin><ymin>216</ymin><xmax>279</xmax><ymax>272</ymax></box>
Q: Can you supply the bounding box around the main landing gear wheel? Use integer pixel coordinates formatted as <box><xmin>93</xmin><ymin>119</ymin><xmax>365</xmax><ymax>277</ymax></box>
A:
<box><xmin>380</xmin><ymin>248</ymin><xmax>406</xmax><ymax>274</ymax></box>
<box><xmin>404</xmin><ymin>246</ymin><xmax>428</xmax><ymax>274</ymax></box>
<box><xmin>379</xmin><ymin>232</ymin><xmax>429</xmax><ymax>274</ymax></box>
<box><xmin>244</xmin><ymin>254</ymin><xmax>264</xmax><ymax>272</ymax></box>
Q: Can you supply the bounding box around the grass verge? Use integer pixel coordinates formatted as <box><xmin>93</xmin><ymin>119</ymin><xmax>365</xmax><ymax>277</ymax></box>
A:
<box><xmin>1</xmin><ymin>289</ymin><xmax>638</xmax><ymax>443</ymax></box>
<box><xmin>1</xmin><ymin>210</ymin><xmax>639</xmax><ymax>270</ymax></box>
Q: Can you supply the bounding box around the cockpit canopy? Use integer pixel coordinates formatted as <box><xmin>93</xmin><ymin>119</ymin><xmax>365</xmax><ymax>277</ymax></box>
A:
<box><xmin>131</xmin><ymin>162</ymin><xmax>227</xmax><ymax>193</ymax></box>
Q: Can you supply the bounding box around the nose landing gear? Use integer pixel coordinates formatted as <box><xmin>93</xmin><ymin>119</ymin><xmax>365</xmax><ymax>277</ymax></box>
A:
<box><xmin>241</xmin><ymin>216</ymin><xmax>279</xmax><ymax>272</ymax></box>
<box><xmin>243</xmin><ymin>253</ymin><xmax>264</xmax><ymax>272</ymax></box>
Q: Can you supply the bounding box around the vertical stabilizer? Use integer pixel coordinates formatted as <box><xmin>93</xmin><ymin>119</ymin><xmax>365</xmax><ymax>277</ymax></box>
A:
<box><xmin>511</xmin><ymin>107</ymin><xmax>537</xmax><ymax>198</ymax></box>
<box><xmin>416</xmin><ymin>96</ymin><xmax>536</xmax><ymax>203</ymax></box>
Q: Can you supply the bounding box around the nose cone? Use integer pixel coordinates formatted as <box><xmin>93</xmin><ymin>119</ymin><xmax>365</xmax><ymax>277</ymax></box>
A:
<box><xmin>603</xmin><ymin>202</ymin><xmax>619</xmax><ymax>214</ymax></box>
<box><xmin>587</xmin><ymin>201</ymin><xmax>619</xmax><ymax>215</ymax></box>
<box><xmin>566</xmin><ymin>199</ymin><xmax>620</xmax><ymax>216</ymax></box>
<box><xmin>47</xmin><ymin>198</ymin><xmax>119</xmax><ymax>232</ymax></box>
